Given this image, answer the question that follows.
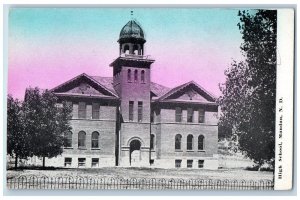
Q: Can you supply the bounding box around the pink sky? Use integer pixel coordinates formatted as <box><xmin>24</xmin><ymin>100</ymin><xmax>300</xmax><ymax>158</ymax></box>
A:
<box><xmin>8</xmin><ymin>8</ymin><xmax>244</xmax><ymax>100</ymax></box>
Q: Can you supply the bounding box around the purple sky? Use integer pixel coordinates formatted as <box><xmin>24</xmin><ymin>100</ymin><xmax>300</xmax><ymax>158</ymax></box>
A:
<box><xmin>8</xmin><ymin>8</ymin><xmax>244</xmax><ymax>100</ymax></box>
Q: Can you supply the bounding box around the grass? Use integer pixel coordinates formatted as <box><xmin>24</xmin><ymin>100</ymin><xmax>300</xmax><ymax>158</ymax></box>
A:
<box><xmin>6</xmin><ymin>167</ymin><xmax>273</xmax><ymax>181</ymax></box>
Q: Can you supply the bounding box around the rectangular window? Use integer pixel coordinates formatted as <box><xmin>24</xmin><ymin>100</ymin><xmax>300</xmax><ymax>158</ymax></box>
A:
<box><xmin>129</xmin><ymin>101</ymin><xmax>134</xmax><ymax>121</ymax></box>
<box><xmin>175</xmin><ymin>107</ymin><xmax>182</xmax><ymax>122</ymax></box>
<box><xmin>175</xmin><ymin>159</ymin><xmax>182</xmax><ymax>168</ymax></box>
<box><xmin>64</xmin><ymin>157</ymin><xmax>72</xmax><ymax>167</ymax></box>
<box><xmin>198</xmin><ymin>160</ymin><xmax>204</xmax><ymax>168</ymax></box>
<box><xmin>198</xmin><ymin>108</ymin><xmax>205</xmax><ymax>123</ymax></box>
<box><xmin>138</xmin><ymin>101</ymin><xmax>143</xmax><ymax>122</ymax></box>
<box><xmin>91</xmin><ymin>158</ymin><xmax>99</xmax><ymax>167</ymax></box>
<box><xmin>78</xmin><ymin>102</ymin><xmax>86</xmax><ymax>119</ymax></box>
<box><xmin>92</xmin><ymin>103</ymin><xmax>100</xmax><ymax>119</ymax></box>
<box><xmin>187</xmin><ymin>160</ymin><xmax>193</xmax><ymax>168</ymax></box>
<box><xmin>78</xmin><ymin>158</ymin><xmax>86</xmax><ymax>167</ymax></box>
<box><xmin>187</xmin><ymin>108</ymin><xmax>194</xmax><ymax>123</ymax></box>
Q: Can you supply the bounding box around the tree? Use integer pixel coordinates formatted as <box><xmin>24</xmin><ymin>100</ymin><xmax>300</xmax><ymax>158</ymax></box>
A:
<box><xmin>7</xmin><ymin>95</ymin><xmax>30</xmax><ymax>168</ymax></box>
<box><xmin>218</xmin><ymin>10</ymin><xmax>277</xmax><ymax>167</ymax></box>
<box><xmin>23</xmin><ymin>87</ymin><xmax>73</xmax><ymax>168</ymax></box>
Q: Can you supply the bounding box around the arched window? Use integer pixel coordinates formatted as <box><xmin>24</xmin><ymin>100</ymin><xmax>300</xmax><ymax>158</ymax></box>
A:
<box><xmin>127</xmin><ymin>69</ymin><xmax>132</xmax><ymax>82</ymax></box>
<box><xmin>134</xmin><ymin>70</ymin><xmax>138</xmax><ymax>82</ymax></box>
<box><xmin>78</xmin><ymin>131</ymin><xmax>86</xmax><ymax>148</ymax></box>
<box><xmin>198</xmin><ymin>135</ymin><xmax>205</xmax><ymax>150</ymax></box>
<box><xmin>150</xmin><ymin>134</ymin><xmax>155</xmax><ymax>149</ymax></box>
<box><xmin>91</xmin><ymin>131</ymin><xmax>99</xmax><ymax>149</ymax></box>
<box><xmin>133</xmin><ymin>44</ymin><xmax>139</xmax><ymax>55</ymax></box>
<box><xmin>187</xmin><ymin>134</ymin><xmax>194</xmax><ymax>150</ymax></box>
<box><xmin>141</xmin><ymin>70</ymin><xmax>145</xmax><ymax>83</ymax></box>
<box><xmin>64</xmin><ymin>131</ymin><xmax>72</xmax><ymax>148</ymax></box>
<box><xmin>175</xmin><ymin>134</ymin><xmax>182</xmax><ymax>150</ymax></box>
<box><xmin>124</xmin><ymin>44</ymin><xmax>129</xmax><ymax>54</ymax></box>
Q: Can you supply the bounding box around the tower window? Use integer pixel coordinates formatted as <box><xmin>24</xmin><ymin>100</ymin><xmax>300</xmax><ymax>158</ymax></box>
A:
<box><xmin>141</xmin><ymin>70</ymin><xmax>145</xmax><ymax>83</ymax></box>
<box><xmin>127</xmin><ymin>69</ymin><xmax>132</xmax><ymax>82</ymax></box>
<box><xmin>175</xmin><ymin>107</ymin><xmax>182</xmax><ymax>122</ymax></box>
<box><xmin>134</xmin><ymin>70</ymin><xmax>138</xmax><ymax>82</ymax></box>
<box><xmin>133</xmin><ymin>44</ymin><xmax>139</xmax><ymax>55</ymax></box>
<box><xmin>78</xmin><ymin>102</ymin><xmax>86</xmax><ymax>119</ymax></box>
<box><xmin>92</xmin><ymin>103</ymin><xmax>100</xmax><ymax>119</ymax></box>
<box><xmin>124</xmin><ymin>44</ymin><xmax>129</xmax><ymax>54</ymax></box>
<box><xmin>138</xmin><ymin>101</ymin><xmax>143</xmax><ymax>122</ymax></box>
<box><xmin>198</xmin><ymin>108</ymin><xmax>205</xmax><ymax>123</ymax></box>
<box><xmin>129</xmin><ymin>101</ymin><xmax>134</xmax><ymax>121</ymax></box>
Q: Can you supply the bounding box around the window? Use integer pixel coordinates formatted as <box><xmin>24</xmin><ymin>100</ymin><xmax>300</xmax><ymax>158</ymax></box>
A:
<box><xmin>91</xmin><ymin>132</ymin><xmax>99</xmax><ymax>149</ymax></box>
<box><xmin>150</xmin><ymin>159</ymin><xmax>154</xmax><ymax>165</ymax></box>
<box><xmin>175</xmin><ymin>107</ymin><xmax>182</xmax><ymax>122</ymax></box>
<box><xmin>175</xmin><ymin>160</ymin><xmax>182</xmax><ymax>168</ymax></box>
<box><xmin>134</xmin><ymin>70</ymin><xmax>138</xmax><ymax>82</ymax></box>
<box><xmin>198</xmin><ymin>108</ymin><xmax>205</xmax><ymax>123</ymax></box>
<box><xmin>198</xmin><ymin>135</ymin><xmax>205</xmax><ymax>150</ymax></box>
<box><xmin>187</xmin><ymin>134</ymin><xmax>194</xmax><ymax>150</ymax></box>
<box><xmin>127</xmin><ymin>69</ymin><xmax>132</xmax><ymax>82</ymax></box>
<box><xmin>187</xmin><ymin>108</ymin><xmax>193</xmax><ymax>123</ymax></box>
<box><xmin>78</xmin><ymin>102</ymin><xmax>86</xmax><ymax>119</ymax></box>
<box><xmin>64</xmin><ymin>157</ymin><xmax>72</xmax><ymax>167</ymax></box>
<box><xmin>63</xmin><ymin>131</ymin><xmax>72</xmax><ymax>148</ymax></box>
<box><xmin>150</xmin><ymin>111</ymin><xmax>154</xmax><ymax>122</ymax></box>
<box><xmin>138</xmin><ymin>101</ymin><xmax>143</xmax><ymax>122</ymax></box>
<box><xmin>175</xmin><ymin>134</ymin><xmax>182</xmax><ymax>150</ymax></box>
<box><xmin>91</xmin><ymin>158</ymin><xmax>99</xmax><ymax>167</ymax></box>
<box><xmin>129</xmin><ymin>101</ymin><xmax>134</xmax><ymax>121</ymax></box>
<box><xmin>78</xmin><ymin>158</ymin><xmax>86</xmax><ymax>167</ymax></box>
<box><xmin>141</xmin><ymin>70</ymin><xmax>145</xmax><ymax>83</ymax></box>
<box><xmin>92</xmin><ymin>103</ymin><xmax>100</xmax><ymax>119</ymax></box>
<box><xmin>198</xmin><ymin>160</ymin><xmax>204</xmax><ymax>168</ymax></box>
<box><xmin>78</xmin><ymin>131</ymin><xmax>86</xmax><ymax>148</ymax></box>
<box><xmin>150</xmin><ymin>134</ymin><xmax>155</xmax><ymax>150</ymax></box>
<box><xmin>187</xmin><ymin>160</ymin><xmax>193</xmax><ymax>168</ymax></box>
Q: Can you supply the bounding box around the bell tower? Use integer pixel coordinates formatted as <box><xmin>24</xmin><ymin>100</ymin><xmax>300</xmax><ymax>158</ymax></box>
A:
<box><xmin>110</xmin><ymin>14</ymin><xmax>155</xmax><ymax>167</ymax></box>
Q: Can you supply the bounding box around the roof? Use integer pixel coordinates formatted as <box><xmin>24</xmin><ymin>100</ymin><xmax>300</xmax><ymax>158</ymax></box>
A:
<box><xmin>91</xmin><ymin>75</ymin><xmax>170</xmax><ymax>98</ymax></box>
<box><xmin>51</xmin><ymin>73</ymin><xmax>216</xmax><ymax>103</ymax></box>
<box><xmin>119</xmin><ymin>20</ymin><xmax>145</xmax><ymax>41</ymax></box>
<box><xmin>90</xmin><ymin>76</ymin><xmax>117</xmax><ymax>95</ymax></box>
<box><xmin>157</xmin><ymin>81</ymin><xmax>217</xmax><ymax>102</ymax></box>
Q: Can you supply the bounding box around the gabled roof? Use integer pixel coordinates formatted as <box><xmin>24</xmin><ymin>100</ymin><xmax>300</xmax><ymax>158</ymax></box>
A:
<box><xmin>50</xmin><ymin>73</ymin><xmax>119</xmax><ymax>98</ymax></box>
<box><xmin>51</xmin><ymin>74</ymin><xmax>215</xmax><ymax>103</ymax></box>
<box><xmin>157</xmin><ymin>81</ymin><xmax>216</xmax><ymax>102</ymax></box>
<box><xmin>150</xmin><ymin>82</ymin><xmax>171</xmax><ymax>98</ymax></box>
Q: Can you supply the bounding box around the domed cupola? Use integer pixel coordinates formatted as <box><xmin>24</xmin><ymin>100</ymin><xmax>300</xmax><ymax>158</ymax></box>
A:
<box><xmin>119</xmin><ymin>20</ymin><xmax>145</xmax><ymax>42</ymax></box>
<box><xmin>118</xmin><ymin>19</ymin><xmax>146</xmax><ymax>56</ymax></box>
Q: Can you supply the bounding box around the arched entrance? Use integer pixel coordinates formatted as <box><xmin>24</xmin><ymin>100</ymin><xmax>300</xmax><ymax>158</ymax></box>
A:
<box><xmin>129</xmin><ymin>140</ymin><xmax>141</xmax><ymax>167</ymax></box>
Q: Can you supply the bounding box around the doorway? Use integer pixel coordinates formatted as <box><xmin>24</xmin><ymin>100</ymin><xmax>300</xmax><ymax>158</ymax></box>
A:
<box><xmin>129</xmin><ymin>140</ymin><xmax>141</xmax><ymax>166</ymax></box>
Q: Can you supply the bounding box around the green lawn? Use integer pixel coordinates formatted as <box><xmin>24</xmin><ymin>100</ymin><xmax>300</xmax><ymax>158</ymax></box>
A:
<box><xmin>7</xmin><ymin>167</ymin><xmax>273</xmax><ymax>182</ymax></box>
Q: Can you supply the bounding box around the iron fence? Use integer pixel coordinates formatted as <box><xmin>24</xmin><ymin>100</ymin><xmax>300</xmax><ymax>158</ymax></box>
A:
<box><xmin>7</xmin><ymin>175</ymin><xmax>274</xmax><ymax>190</ymax></box>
